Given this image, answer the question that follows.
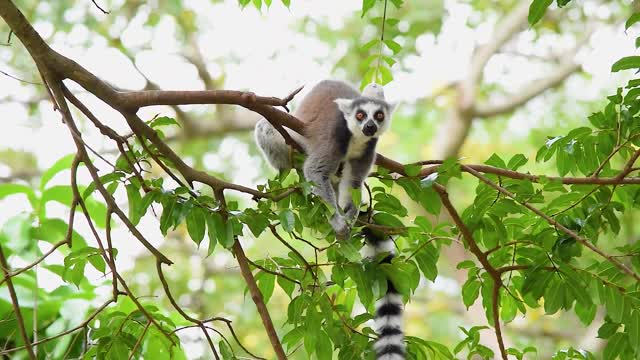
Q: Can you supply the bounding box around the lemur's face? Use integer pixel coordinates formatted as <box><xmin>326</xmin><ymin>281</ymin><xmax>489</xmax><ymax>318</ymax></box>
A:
<box><xmin>335</xmin><ymin>97</ymin><xmax>395</xmax><ymax>139</ymax></box>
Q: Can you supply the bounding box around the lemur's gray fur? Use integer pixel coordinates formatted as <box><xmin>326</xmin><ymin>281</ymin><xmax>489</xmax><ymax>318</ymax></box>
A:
<box><xmin>254</xmin><ymin>80</ymin><xmax>395</xmax><ymax>238</ymax></box>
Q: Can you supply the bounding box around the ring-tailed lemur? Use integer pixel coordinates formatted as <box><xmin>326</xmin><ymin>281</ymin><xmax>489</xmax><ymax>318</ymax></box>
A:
<box><xmin>362</xmin><ymin>223</ymin><xmax>405</xmax><ymax>360</ymax></box>
<box><xmin>255</xmin><ymin>80</ymin><xmax>404</xmax><ymax>359</ymax></box>
<box><xmin>254</xmin><ymin>80</ymin><xmax>395</xmax><ymax>239</ymax></box>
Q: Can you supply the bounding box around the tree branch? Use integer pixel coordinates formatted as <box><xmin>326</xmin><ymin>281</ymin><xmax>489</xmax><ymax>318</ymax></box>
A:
<box><xmin>462</xmin><ymin>164</ymin><xmax>640</xmax><ymax>282</ymax></box>
<box><xmin>474</xmin><ymin>61</ymin><xmax>581</xmax><ymax>117</ymax></box>
<box><xmin>213</xmin><ymin>191</ymin><xmax>287</xmax><ymax>360</ymax></box>
<box><xmin>0</xmin><ymin>244</ymin><xmax>36</xmax><ymax>359</ymax></box>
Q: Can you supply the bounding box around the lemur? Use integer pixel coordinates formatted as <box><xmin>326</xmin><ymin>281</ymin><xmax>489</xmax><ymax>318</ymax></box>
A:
<box><xmin>254</xmin><ymin>80</ymin><xmax>405</xmax><ymax>359</ymax></box>
<box><xmin>254</xmin><ymin>80</ymin><xmax>395</xmax><ymax>238</ymax></box>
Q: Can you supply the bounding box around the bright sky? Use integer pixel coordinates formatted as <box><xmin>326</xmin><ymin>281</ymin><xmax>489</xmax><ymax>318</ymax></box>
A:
<box><xmin>0</xmin><ymin>0</ymin><xmax>637</xmax><ymax>357</ymax></box>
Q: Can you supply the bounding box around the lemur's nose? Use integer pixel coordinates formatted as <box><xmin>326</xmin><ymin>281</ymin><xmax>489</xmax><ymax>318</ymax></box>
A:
<box><xmin>363</xmin><ymin>121</ymin><xmax>377</xmax><ymax>136</ymax></box>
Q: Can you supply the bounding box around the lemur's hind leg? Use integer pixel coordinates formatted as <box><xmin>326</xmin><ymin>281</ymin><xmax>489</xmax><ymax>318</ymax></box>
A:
<box><xmin>254</xmin><ymin>119</ymin><xmax>291</xmax><ymax>171</ymax></box>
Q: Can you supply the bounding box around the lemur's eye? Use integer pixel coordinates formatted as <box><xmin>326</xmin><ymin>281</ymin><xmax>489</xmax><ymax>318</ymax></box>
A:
<box><xmin>355</xmin><ymin>111</ymin><xmax>366</xmax><ymax>121</ymax></box>
<box><xmin>374</xmin><ymin>111</ymin><xmax>385</xmax><ymax>121</ymax></box>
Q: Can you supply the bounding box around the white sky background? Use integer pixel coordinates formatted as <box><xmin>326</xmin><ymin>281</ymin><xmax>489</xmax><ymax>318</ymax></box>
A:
<box><xmin>0</xmin><ymin>0</ymin><xmax>638</xmax><ymax>357</ymax></box>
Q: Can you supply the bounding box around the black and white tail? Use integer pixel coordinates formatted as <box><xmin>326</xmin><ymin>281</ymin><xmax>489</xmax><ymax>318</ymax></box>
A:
<box><xmin>362</xmin><ymin>227</ymin><xmax>405</xmax><ymax>360</ymax></box>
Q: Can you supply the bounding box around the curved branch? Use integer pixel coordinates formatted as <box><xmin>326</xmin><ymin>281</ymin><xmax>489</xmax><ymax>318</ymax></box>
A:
<box><xmin>474</xmin><ymin>61</ymin><xmax>581</xmax><ymax>117</ymax></box>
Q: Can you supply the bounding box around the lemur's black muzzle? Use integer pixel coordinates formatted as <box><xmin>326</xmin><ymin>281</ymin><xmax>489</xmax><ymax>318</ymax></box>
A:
<box><xmin>363</xmin><ymin>121</ymin><xmax>377</xmax><ymax>136</ymax></box>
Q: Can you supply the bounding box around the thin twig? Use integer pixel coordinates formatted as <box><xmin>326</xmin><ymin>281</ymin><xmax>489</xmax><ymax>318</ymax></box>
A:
<box><xmin>90</xmin><ymin>0</ymin><xmax>110</xmax><ymax>14</ymax></box>
<box><xmin>0</xmin><ymin>244</ymin><xmax>36</xmax><ymax>359</ymax></box>
<box><xmin>156</xmin><ymin>261</ymin><xmax>220</xmax><ymax>359</ymax></box>
<box><xmin>462</xmin><ymin>165</ymin><xmax>640</xmax><ymax>282</ymax></box>
<box><xmin>0</xmin><ymin>69</ymin><xmax>42</xmax><ymax>85</ymax></box>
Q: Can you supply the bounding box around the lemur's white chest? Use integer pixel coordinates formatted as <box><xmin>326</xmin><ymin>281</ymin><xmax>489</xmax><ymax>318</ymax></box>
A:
<box><xmin>345</xmin><ymin>135</ymin><xmax>371</xmax><ymax>160</ymax></box>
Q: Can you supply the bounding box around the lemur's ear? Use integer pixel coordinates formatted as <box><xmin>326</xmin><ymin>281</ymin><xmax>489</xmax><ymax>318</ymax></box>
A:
<box><xmin>387</xmin><ymin>101</ymin><xmax>398</xmax><ymax>114</ymax></box>
<box><xmin>334</xmin><ymin>98</ymin><xmax>354</xmax><ymax>114</ymax></box>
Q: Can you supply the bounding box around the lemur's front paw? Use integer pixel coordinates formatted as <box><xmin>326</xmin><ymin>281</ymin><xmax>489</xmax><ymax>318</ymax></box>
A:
<box><xmin>330</xmin><ymin>214</ymin><xmax>351</xmax><ymax>240</ymax></box>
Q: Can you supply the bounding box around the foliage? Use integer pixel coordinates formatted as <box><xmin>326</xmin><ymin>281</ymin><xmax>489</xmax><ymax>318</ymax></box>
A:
<box><xmin>0</xmin><ymin>0</ymin><xmax>639</xmax><ymax>360</ymax></box>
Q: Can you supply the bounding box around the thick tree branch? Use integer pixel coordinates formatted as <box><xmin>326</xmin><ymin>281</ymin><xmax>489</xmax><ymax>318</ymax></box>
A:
<box><xmin>462</xmin><ymin>2</ymin><xmax>530</xmax><ymax>111</ymax></box>
<box><xmin>433</xmin><ymin>184</ymin><xmax>507</xmax><ymax>360</ymax></box>
<box><xmin>474</xmin><ymin>61</ymin><xmax>581</xmax><ymax>117</ymax></box>
<box><xmin>474</xmin><ymin>23</ymin><xmax>596</xmax><ymax>118</ymax></box>
<box><xmin>213</xmin><ymin>191</ymin><xmax>287</xmax><ymax>359</ymax></box>
<box><xmin>232</xmin><ymin>239</ymin><xmax>287</xmax><ymax>360</ymax></box>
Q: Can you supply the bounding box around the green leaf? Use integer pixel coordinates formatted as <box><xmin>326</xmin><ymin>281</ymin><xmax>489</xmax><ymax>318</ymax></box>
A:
<box><xmin>281</xmin><ymin>0</ymin><xmax>290</xmax><ymax>8</ymax></box>
<box><xmin>87</xmin><ymin>254</ymin><xmax>106</xmax><ymax>273</ymax></box>
<box><xmin>380</xmin><ymin>263</ymin><xmax>415</xmax><ymax>298</ymax></box>
<box><xmin>457</xmin><ymin>260</ymin><xmax>475</xmax><ymax>269</ymax></box>
<box><xmin>381</xmin><ymin>55</ymin><xmax>396</xmax><ymax>67</ymax></box>
<box><xmin>372</xmin><ymin>212</ymin><xmax>403</xmax><ymax>228</ymax></box>
<box><xmin>70</xmin><ymin>260</ymin><xmax>86</xmax><ymax>286</ymax></box>
<box><xmin>126</xmin><ymin>183</ymin><xmax>142</xmax><ymax>224</ymax></box>
<box><xmin>206</xmin><ymin>212</ymin><xmax>225</xmax><ymax>252</ymax></box>
<box><xmin>159</xmin><ymin>198</ymin><xmax>176</xmax><ymax>236</ymax></box>
<box><xmin>383</xmin><ymin>39</ymin><xmax>402</xmax><ymax>55</ymax></box>
<box><xmin>149</xmin><ymin>116</ymin><xmax>181</xmax><ymax>129</ymax></box>
<box><xmin>628</xmin><ymin>310</ymin><xmax>640</xmax><ymax>351</ymax></box>
<box><xmin>611</xmin><ymin>56</ymin><xmax>640</xmax><ymax>72</ymax></box>
<box><xmin>420</xmin><ymin>186</ymin><xmax>441</xmax><ymax>215</ymax></box>
<box><xmin>133</xmin><ymin>190</ymin><xmax>159</xmax><ymax>225</ymax></box>
<box><xmin>361</xmin><ymin>38</ymin><xmax>380</xmax><ymax>52</ymax></box>
<box><xmin>2</xmin><ymin>213</ymin><xmax>33</xmax><ymax>253</ymax></box>
<box><xmin>282</xmin><ymin>327</ymin><xmax>304</xmax><ymax>350</ymax></box>
<box><xmin>255</xmin><ymin>271</ymin><xmax>275</xmax><ymax>303</ymax></box>
<box><xmin>389</xmin><ymin>0</ymin><xmax>403</xmax><ymax>8</ymax></box>
<box><xmin>415</xmin><ymin>244</ymin><xmax>438</xmax><ymax>281</ymax></box>
<box><xmin>564</xmin><ymin>278</ymin><xmax>592</xmax><ymax>307</ymax></box>
<box><xmin>315</xmin><ymin>329</ymin><xmax>333</xmax><ymax>360</ymax></box>
<box><xmin>507</xmin><ymin>154</ymin><xmax>528</xmax><ymax>171</ymax></box>
<box><xmin>575</xmin><ymin>301</ymin><xmax>597</xmax><ymax>326</ymax></box>
<box><xmin>361</xmin><ymin>0</ymin><xmax>376</xmax><ymax>17</ymax></box>
<box><xmin>220</xmin><ymin>217</ymin><xmax>236</xmax><ymax>249</ymax></box>
<box><xmin>361</xmin><ymin>67</ymin><xmax>376</xmax><ymax>90</ymax></box>
<box><xmin>485</xmin><ymin>153</ymin><xmax>507</xmax><ymax>168</ymax></box>
<box><xmin>219</xmin><ymin>340</ymin><xmax>234</xmax><ymax>359</ymax></box>
<box><xmin>0</xmin><ymin>183</ymin><xmax>36</xmax><ymax>205</ymax></box>
<box><xmin>528</xmin><ymin>0</ymin><xmax>553</xmax><ymax>26</ymax></box>
<box><xmin>626</xmin><ymin>13</ymin><xmax>640</xmax><ymax>30</ymax></box>
<box><xmin>379</xmin><ymin>65</ymin><xmax>393</xmax><ymax>85</ymax></box>
<box><xmin>598</xmin><ymin>322</ymin><xmax>620</xmax><ymax>339</ymax></box>
<box><xmin>337</xmin><ymin>241</ymin><xmax>361</xmax><ymax>262</ymax></box>
<box><xmin>501</xmin><ymin>292</ymin><xmax>517</xmax><ymax>323</ymax></box>
<box><xmin>107</xmin><ymin>339</ymin><xmax>129</xmax><ymax>360</ymax></box>
<box><xmin>605</xmin><ymin>286</ymin><xmax>624</xmax><ymax>323</ymax></box>
<box><xmin>279</xmin><ymin>209</ymin><xmax>295</xmax><ymax>233</ymax></box>
<box><xmin>462</xmin><ymin>279</ymin><xmax>481</xmax><ymax>309</ymax></box>
<box><xmin>83</xmin><ymin>172</ymin><xmax>123</xmax><ymax>200</ymax></box>
<box><xmin>186</xmin><ymin>207</ymin><xmax>206</xmax><ymax>246</ymax></box>
<box><xmin>40</xmin><ymin>154</ymin><xmax>75</xmax><ymax>190</ymax></box>
<box><xmin>603</xmin><ymin>333</ymin><xmax>628</xmax><ymax>360</ymax></box>
<box><xmin>252</xmin><ymin>0</ymin><xmax>262</xmax><ymax>10</ymax></box>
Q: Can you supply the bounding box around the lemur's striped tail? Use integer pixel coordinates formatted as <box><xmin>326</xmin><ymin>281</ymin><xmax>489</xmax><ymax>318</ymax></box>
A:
<box><xmin>362</xmin><ymin>227</ymin><xmax>405</xmax><ymax>360</ymax></box>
